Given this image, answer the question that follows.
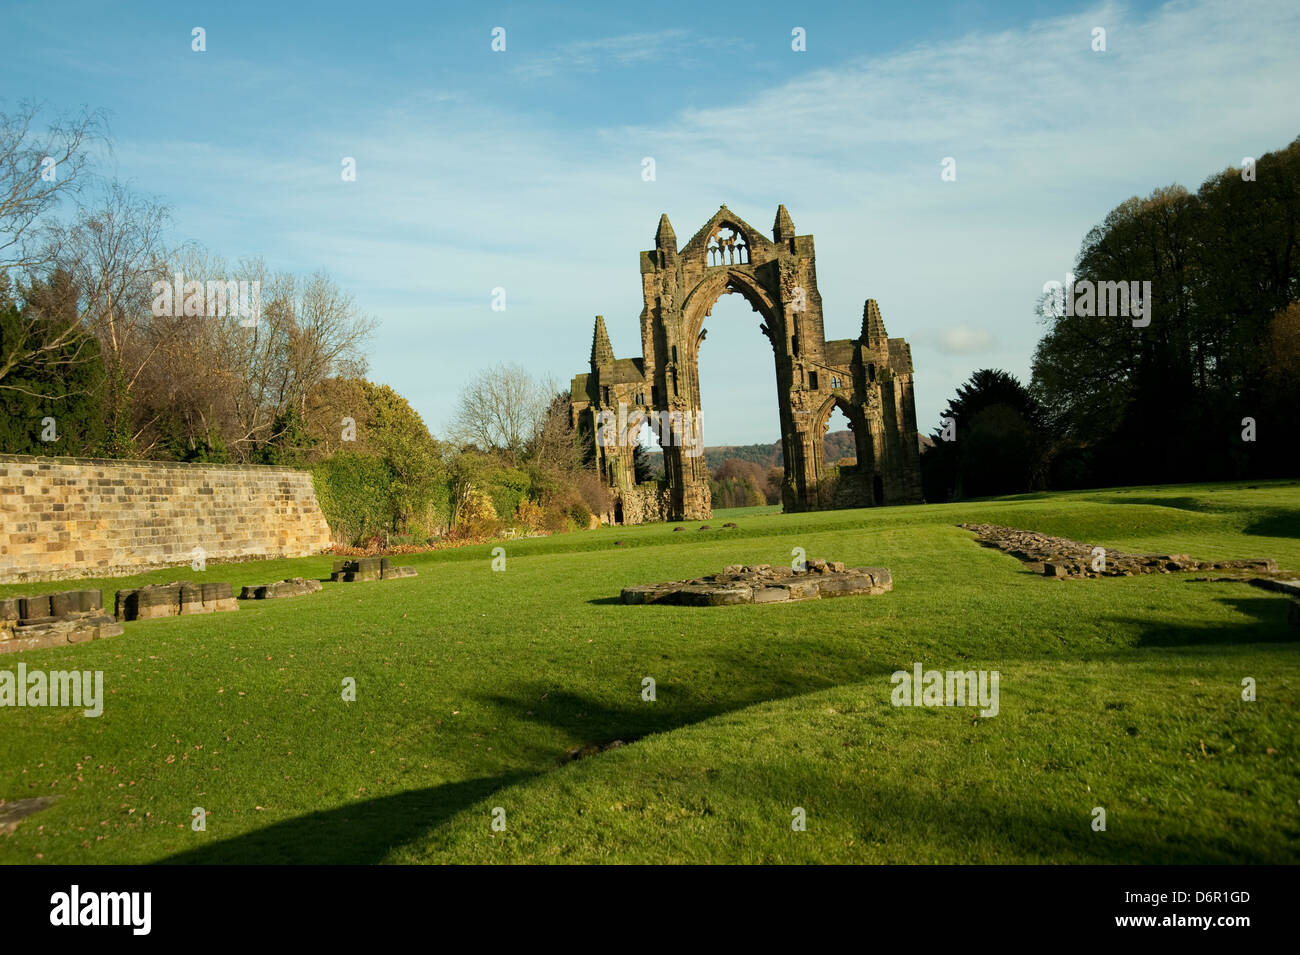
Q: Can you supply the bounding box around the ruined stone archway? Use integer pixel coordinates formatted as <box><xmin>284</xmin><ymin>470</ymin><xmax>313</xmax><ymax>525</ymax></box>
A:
<box><xmin>811</xmin><ymin>392</ymin><xmax>873</xmax><ymax>508</ymax></box>
<box><xmin>570</xmin><ymin>204</ymin><xmax>922</xmax><ymax>524</ymax></box>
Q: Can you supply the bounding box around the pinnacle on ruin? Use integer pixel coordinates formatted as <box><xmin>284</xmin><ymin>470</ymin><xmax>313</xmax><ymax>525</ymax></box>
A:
<box><xmin>655</xmin><ymin>213</ymin><xmax>676</xmax><ymax>251</ymax></box>
<box><xmin>861</xmin><ymin>299</ymin><xmax>888</xmax><ymax>344</ymax></box>
<box><xmin>591</xmin><ymin>315</ymin><xmax>615</xmax><ymax>367</ymax></box>
<box><xmin>773</xmin><ymin>204</ymin><xmax>795</xmax><ymax>241</ymax></box>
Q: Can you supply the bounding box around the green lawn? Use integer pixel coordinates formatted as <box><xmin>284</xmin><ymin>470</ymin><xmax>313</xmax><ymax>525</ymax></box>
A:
<box><xmin>2</xmin><ymin>480</ymin><xmax>1298</xmax><ymax>864</ymax></box>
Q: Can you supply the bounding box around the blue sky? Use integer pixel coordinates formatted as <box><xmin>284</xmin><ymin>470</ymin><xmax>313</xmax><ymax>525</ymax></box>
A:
<box><xmin>4</xmin><ymin>0</ymin><xmax>1299</xmax><ymax>444</ymax></box>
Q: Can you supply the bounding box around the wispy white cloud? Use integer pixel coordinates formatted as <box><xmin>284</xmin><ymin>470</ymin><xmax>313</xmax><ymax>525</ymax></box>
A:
<box><xmin>936</xmin><ymin>325</ymin><xmax>996</xmax><ymax>355</ymax></box>
<box><xmin>512</xmin><ymin>29</ymin><xmax>749</xmax><ymax>80</ymax></box>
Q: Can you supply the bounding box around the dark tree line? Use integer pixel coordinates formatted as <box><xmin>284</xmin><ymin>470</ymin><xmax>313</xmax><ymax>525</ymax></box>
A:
<box><xmin>1031</xmin><ymin>136</ymin><xmax>1300</xmax><ymax>487</ymax></box>
<box><xmin>926</xmin><ymin>135</ymin><xmax>1300</xmax><ymax>501</ymax></box>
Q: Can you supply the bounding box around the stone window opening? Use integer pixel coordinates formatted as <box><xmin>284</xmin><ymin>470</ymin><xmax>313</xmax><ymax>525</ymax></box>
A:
<box><xmin>809</xmin><ymin>371</ymin><xmax>819</xmax><ymax>390</ymax></box>
<box><xmin>707</xmin><ymin>227</ymin><xmax>749</xmax><ymax>266</ymax></box>
<box><xmin>868</xmin><ymin>363</ymin><xmax>876</xmax><ymax>383</ymax></box>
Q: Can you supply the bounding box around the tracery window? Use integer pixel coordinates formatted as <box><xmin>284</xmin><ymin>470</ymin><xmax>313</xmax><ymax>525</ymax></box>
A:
<box><xmin>706</xmin><ymin>226</ymin><xmax>749</xmax><ymax>266</ymax></box>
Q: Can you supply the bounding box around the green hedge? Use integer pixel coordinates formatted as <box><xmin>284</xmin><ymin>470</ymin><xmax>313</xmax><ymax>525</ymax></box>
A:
<box><xmin>311</xmin><ymin>452</ymin><xmax>400</xmax><ymax>544</ymax></box>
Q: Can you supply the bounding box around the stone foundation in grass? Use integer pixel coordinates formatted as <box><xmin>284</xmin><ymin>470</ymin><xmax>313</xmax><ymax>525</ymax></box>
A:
<box><xmin>240</xmin><ymin>577</ymin><xmax>323</xmax><ymax>600</ymax></box>
<box><xmin>622</xmin><ymin>559</ymin><xmax>892</xmax><ymax>606</ymax></box>
<box><xmin>329</xmin><ymin>558</ymin><xmax>417</xmax><ymax>582</ymax></box>
<box><xmin>114</xmin><ymin>581</ymin><xmax>238</xmax><ymax>621</ymax></box>
<box><xmin>0</xmin><ymin>589</ymin><xmax>122</xmax><ymax>653</ymax></box>
<box><xmin>960</xmin><ymin>523</ymin><xmax>1278</xmax><ymax>579</ymax></box>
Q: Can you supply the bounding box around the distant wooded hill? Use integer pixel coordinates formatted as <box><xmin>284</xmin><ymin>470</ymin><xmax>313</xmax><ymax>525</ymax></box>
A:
<box><xmin>644</xmin><ymin>431</ymin><xmax>858</xmax><ymax>471</ymax></box>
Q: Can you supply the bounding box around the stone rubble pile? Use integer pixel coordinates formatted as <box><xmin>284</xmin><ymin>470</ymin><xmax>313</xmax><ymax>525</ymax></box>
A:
<box><xmin>959</xmin><ymin>523</ymin><xmax>1277</xmax><ymax>579</ymax></box>
<box><xmin>622</xmin><ymin>559</ymin><xmax>893</xmax><ymax>606</ymax></box>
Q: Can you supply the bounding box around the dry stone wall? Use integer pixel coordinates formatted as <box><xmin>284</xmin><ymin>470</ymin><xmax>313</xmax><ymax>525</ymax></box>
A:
<box><xmin>0</xmin><ymin>455</ymin><xmax>332</xmax><ymax>584</ymax></box>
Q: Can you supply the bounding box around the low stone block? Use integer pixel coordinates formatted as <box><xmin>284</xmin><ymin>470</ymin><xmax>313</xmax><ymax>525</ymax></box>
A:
<box><xmin>783</xmin><ymin>578</ymin><xmax>822</xmax><ymax>600</ymax></box>
<box><xmin>620</xmin><ymin>584</ymin><xmax>672</xmax><ymax>604</ymax></box>
<box><xmin>330</xmin><ymin>559</ymin><xmax>415</xmax><ymax>582</ymax></box>
<box><xmin>73</xmin><ymin>590</ymin><xmax>101</xmax><ymax>613</ymax></box>
<box><xmin>115</xmin><ymin>581</ymin><xmax>237</xmax><ymax>621</ymax></box>
<box><xmin>676</xmin><ymin>584</ymin><xmax>751</xmax><ymax>606</ymax></box>
<box><xmin>816</xmin><ymin>574</ymin><xmax>877</xmax><ymax>597</ymax></box>
<box><xmin>0</xmin><ymin>587</ymin><xmax>114</xmax><ymax>651</ymax></box>
<box><xmin>19</xmin><ymin>595</ymin><xmax>51</xmax><ymax>619</ymax></box>
<box><xmin>1</xmin><ymin>614</ymin><xmax>123</xmax><ymax>653</ymax></box>
<box><xmin>180</xmin><ymin>582</ymin><xmax>206</xmax><ymax>613</ymax></box>
<box><xmin>240</xmin><ymin>577</ymin><xmax>323</xmax><ymax>600</ymax></box>
<box><xmin>864</xmin><ymin>568</ymin><xmax>893</xmax><ymax>590</ymax></box>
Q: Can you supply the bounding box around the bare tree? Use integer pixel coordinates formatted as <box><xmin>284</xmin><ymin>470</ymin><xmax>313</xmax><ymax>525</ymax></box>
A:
<box><xmin>130</xmin><ymin>244</ymin><xmax>241</xmax><ymax>457</ymax></box>
<box><xmin>0</xmin><ymin>101</ymin><xmax>105</xmax><ymax>273</ymax></box>
<box><xmin>36</xmin><ymin>181</ymin><xmax>171</xmax><ymax>447</ymax></box>
<box><xmin>217</xmin><ymin>266</ymin><xmax>375</xmax><ymax>458</ymax></box>
<box><xmin>0</xmin><ymin>102</ymin><xmax>108</xmax><ymax>399</ymax></box>
<box><xmin>449</xmin><ymin>362</ymin><xmax>550</xmax><ymax>463</ymax></box>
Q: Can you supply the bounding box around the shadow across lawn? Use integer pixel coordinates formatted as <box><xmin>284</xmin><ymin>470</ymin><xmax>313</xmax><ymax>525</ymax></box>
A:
<box><xmin>1084</xmin><ymin>495</ymin><xmax>1210</xmax><ymax>512</ymax></box>
<box><xmin>1242</xmin><ymin>509</ymin><xmax>1300</xmax><ymax>539</ymax></box>
<box><xmin>157</xmin><ymin>772</ymin><xmax>533</xmax><ymax>865</ymax></box>
<box><xmin>858</xmin><ymin>779</ymin><xmax>1293</xmax><ymax>864</ymax></box>
<box><xmin>1122</xmin><ymin>593</ymin><xmax>1296</xmax><ymax>648</ymax></box>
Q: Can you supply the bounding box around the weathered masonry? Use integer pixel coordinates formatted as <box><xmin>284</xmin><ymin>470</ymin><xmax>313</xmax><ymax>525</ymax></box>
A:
<box><xmin>0</xmin><ymin>455</ymin><xmax>332</xmax><ymax>584</ymax></box>
<box><xmin>570</xmin><ymin>204</ymin><xmax>922</xmax><ymax>524</ymax></box>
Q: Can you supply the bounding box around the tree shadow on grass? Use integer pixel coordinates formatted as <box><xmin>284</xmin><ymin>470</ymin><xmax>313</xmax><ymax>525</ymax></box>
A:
<box><xmin>1242</xmin><ymin>510</ymin><xmax>1300</xmax><ymax>539</ymax></box>
<box><xmin>1084</xmin><ymin>495</ymin><xmax>1209</xmax><ymax>512</ymax></box>
<box><xmin>156</xmin><ymin>771</ymin><xmax>534</xmax><ymax>865</ymax></box>
<box><xmin>476</xmin><ymin>655</ymin><xmax>906</xmax><ymax>761</ymax></box>
<box><xmin>862</xmin><ymin>779</ymin><xmax>1292</xmax><ymax>864</ymax></box>
<box><xmin>1118</xmin><ymin>593</ymin><xmax>1295</xmax><ymax>648</ymax></box>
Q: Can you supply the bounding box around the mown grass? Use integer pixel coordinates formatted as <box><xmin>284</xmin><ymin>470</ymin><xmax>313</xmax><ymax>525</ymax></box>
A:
<box><xmin>1</xmin><ymin>480</ymin><xmax>1297</xmax><ymax>864</ymax></box>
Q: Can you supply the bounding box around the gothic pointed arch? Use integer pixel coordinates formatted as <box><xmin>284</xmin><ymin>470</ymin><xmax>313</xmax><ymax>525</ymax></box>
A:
<box><xmin>569</xmin><ymin>205</ymin><xmax>922</xmax><ymax>523</ymax></box>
